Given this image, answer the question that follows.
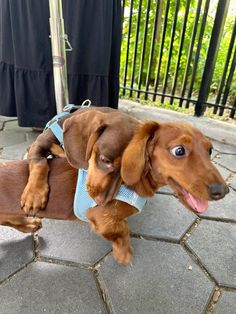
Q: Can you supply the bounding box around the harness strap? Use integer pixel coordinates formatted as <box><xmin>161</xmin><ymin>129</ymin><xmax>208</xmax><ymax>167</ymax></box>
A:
<box><xmin>44</xmin><ymin>106</ymin><xmax>73</xmax><ymax>147</ymax></box>
<box><xmin>49</xmin><ymin>122</ymin><xmax>64</xmax><ymax>147</ymax></box>
<box><xmin>45</xmin><ymin>101</ymin><xmax>92</xmax><ymax>147</ymax></box>
<box><xmin>74</xmin><ymin>169</ymin><xmax>147</xmax><ymax>222</ymax></box>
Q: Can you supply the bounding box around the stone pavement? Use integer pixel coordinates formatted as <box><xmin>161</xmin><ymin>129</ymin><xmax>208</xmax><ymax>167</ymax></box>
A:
<box><xmin>0</xmin><ymin>103</ymin><xmax>236</xmax><ymax>314</ymax></box>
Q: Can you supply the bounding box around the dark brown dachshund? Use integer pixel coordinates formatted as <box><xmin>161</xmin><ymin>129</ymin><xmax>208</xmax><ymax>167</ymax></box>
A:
<box><xmin>0</xmin><ymin>158</ymin><xmax>137</xmax><ymax>264</ymax></box>
<box><xmin>0</xmin><ymin>120</ymin><xmax>229</xmax><ymax>264</ymax></box>
<box><xmin>20</xmin><ymin>107</ymin><xmax>139</xmax><ymax>215</ymax></box>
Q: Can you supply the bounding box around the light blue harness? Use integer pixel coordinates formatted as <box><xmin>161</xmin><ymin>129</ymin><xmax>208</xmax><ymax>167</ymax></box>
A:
<box><xmin>45</xmin><ymin>105</ymin><xmax>147</xmax><ymax>222</ymax></box>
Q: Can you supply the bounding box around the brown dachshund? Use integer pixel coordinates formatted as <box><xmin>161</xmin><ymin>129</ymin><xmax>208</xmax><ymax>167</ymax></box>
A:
<box><xmin>20</xmin><ymin>107</ymin><xmax>139</xmax><ymax>215</ymax></box>
<box><xmin>87</xmin><ymin>121</ymin><xmax>229</xmax><ymax>263</ymax></box>
<box><xmin>121</xmin><ymin>121</ymin><xmax>229</xmax><ymax>211</ymax></box>
<box><xmin>0</xmin><ymin>119</ymin><xmax>229</xmax><ymax>264</ymax></box>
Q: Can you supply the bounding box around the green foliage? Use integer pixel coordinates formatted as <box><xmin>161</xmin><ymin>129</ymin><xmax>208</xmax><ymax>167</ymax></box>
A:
<box><xmin>120</xmin><ymin>0</ymin><xmax>236</xmax><ymax>113</ymax></box>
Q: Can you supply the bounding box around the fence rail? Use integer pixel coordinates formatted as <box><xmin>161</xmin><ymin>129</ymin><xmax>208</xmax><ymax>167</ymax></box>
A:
<box><xmin>120</xmin><ymin>0</ymin><xmax>236</xmax><ymax>119</ymax></box>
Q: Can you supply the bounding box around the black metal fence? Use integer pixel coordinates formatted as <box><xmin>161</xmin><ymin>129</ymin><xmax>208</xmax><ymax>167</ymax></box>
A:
<box><xmin>120</xmin><ymin>0</ymin><xmax>236</xmax><ymax>119</ymax></box>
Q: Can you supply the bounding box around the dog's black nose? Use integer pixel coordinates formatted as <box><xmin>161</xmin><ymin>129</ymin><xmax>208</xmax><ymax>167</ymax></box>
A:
<box><xmin>208</xmin><ymin>183</ymin><xmax>229</xmax><ymax>200</ymax></box>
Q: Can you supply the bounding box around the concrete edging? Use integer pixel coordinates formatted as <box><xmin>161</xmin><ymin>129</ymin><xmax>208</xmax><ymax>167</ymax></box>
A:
<box><xmin>119</xmin><ymin>99</ymin><xmax>236</xmax><ymax>147</ymax></box>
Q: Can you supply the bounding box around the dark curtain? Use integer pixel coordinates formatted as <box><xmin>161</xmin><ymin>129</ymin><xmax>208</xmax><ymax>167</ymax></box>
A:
<box><xmin>0</xmin><ymin>0</ymin><xmax>122</xmax><ymax>127</ymax></box>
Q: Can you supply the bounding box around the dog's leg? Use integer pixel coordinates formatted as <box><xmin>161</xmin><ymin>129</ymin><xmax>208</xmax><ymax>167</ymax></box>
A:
<box><xmin>110</xmin><ymin>220</ymin><xmax>132</xmax><ymax>265</ymax></box>
<box><xmin>21</xmin><ymin>159</ymin><xmax>50</xmax><ymax>215</ymax></box>
<box><xmin>20</xmin><ymin>132</ymin><xmax>60</xmax><ymax>215</ymax></box>
<box><xmin>0</xmin><ymin>214</ymin><xmax>42</xmax><ymax>233</ymax></box>
<box><xmin>87</xmin><ymin>201</ymin><xmax>137</xmax><ymax>264</ymax></box>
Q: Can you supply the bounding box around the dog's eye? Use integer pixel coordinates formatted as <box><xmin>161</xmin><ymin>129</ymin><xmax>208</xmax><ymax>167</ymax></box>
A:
<box><xmin>209</xmin><ymin>147</ymin><xmax>213</xmax><ymax>155</ymax></box>
<box><xmin>170</xmin><ymin>146</ymin><xmax>186</xmax><ymax>157</ymax></box>
<box><xmin>99</xmin><ymin>155</ymin><xmax>111</xmax><ymax>165</ymax></box>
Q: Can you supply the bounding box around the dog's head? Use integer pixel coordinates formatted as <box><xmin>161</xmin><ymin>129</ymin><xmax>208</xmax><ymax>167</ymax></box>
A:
<box><xmin>121</xmin><ymin>121</ymin><xmax>229</xmax><ymax>213</ymax></box>
<box><xmin>63</xmin><ymin>109</ymin><xmax>138</xmax><ymax>205</ymax></box>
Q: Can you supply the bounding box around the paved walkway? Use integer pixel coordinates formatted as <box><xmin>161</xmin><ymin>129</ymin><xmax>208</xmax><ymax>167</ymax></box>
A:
<box><xmin>0</xmin><ymin>101</ymin><xmax>236</xmax><ymax>314</ymax></box>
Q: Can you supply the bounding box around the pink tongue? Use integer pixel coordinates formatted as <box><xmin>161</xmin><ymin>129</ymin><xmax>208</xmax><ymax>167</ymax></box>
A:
<box><xmin>184</xmin><ymin>192</ymin><xmax>208</xmax><ymax>212</ymax></box>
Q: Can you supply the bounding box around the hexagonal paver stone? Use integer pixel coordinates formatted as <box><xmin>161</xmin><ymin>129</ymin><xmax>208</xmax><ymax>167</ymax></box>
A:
<box><xmin>0</xmin><ymin>227</ymin><xmax>34</xmax><ymax>282</ymax></box>
<box><xmin>186</xmin><ymin>220</ymin><xmax>236</xmax><ymax>287</ymax></box>
<box><xmin>1</xmin><ymin>142</ymin><xmax>29</xmax><ymax>159</ymax></box>
<box><xmin>3</xmin><ymin>120</ymin><xmax>21</xmax><ymax>130</ymax></box>
<box><xmin>0</xmin><ymin>261</ymin><xmax>106</xmax><ymax>314</ymax></box>
<box><xmin>229</xmin><ymin>174</ymin><xmax>236</xmax><ymax>191</ymax></box>
<box><xmin>128</xmin><ymin>194</ymin><xmax>196</xmax><ymax>241</ymax></box>
<box><xmin>0</xmin><ymin>130</ymin><xmax>26</xmax><ymax>148</ymax></box>
<box><xmin>156</xmin><ymin>185</ymin><xmax>173</xmax><ymax>194</ymax></box>
<box><xmin>39</xmin><ymin>219</ymin><xmax>111</xmax><ymax>265</ymax></box>
<box><xmin>215</xmin><ymin>291</ymin><xmax>236</xmax><ymax>314</ymax></box>
<box><xmin>211</xmin><ymin>141</ymin><xmax>236</xmax><ymax>155</ymax></box>
<box><xmin>215</xmin><ymin>154</ymin><xmax>236</xmax><ymax>173</ymax></box>
<box><xmin>25</xmin><ymin>131</ymin><xmax>41</xmax><ymax>143</ymax></box>
<box><xmin>0</xmin><ymin>116</ymin><xmax>17</xmax><ymax>123</ymax></box>
<box><xmin>213</xmin><ymin>161</ymin><xmax>232</xmax><ymax>180</ymax></box>
<box><xmin>200</xmin><ymin>189</ymin><xmax>236</xmax><ymax>221</ymax></box>
<box><xmin>98</xmin><ymin>239</ymin><xmax>214</xmax><ymax>314</ymax></box>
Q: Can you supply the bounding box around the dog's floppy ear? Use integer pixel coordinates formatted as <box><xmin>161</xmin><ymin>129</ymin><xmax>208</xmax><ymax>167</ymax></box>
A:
<box><xmin>121</xmin><ymin>121</ymin><xmax>159</xmax><ymax>186</ymax></box>
<box><xmin>63</xmin><ymin>110</ymin><xmax>107</xmax><ymax>169</ymax></box>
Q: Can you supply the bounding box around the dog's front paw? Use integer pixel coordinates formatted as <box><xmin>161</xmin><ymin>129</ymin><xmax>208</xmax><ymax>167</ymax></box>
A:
<box><xmin>21</xmin><ymin>182</ymin><xmax>49</xmax><ymax>215</ymax></box>
<box><xmin>7</xmin><ymin>216</ymin><xmax>42</xmax><ymax>233</ymax></box>
<box><xmin>21</xmin><ymin>217</ymin><xmax>42</xmax><ymax>233</ymax></box>
<box><xmin>112</xmin><ymin>239</ymin><xmax>133</xmax><ymax>265</ymax></box>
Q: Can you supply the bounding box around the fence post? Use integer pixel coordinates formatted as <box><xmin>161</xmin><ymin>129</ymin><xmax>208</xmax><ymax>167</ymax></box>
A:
<box><xmin>194</xmin><ymin>0</ymin><xmax>230</xmax><ymax>117</ymax></box>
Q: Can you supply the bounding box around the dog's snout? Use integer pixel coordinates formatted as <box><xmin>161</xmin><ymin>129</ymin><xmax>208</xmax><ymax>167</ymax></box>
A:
<box><xmin>94</xmin><ymin>195</ymin><xmax>106</xmax><ymax>206</ymax></box>
<box><xmin>208</xmin><ymin>183</ymin><xmax>229</xmax><ymax>200</ymax></box>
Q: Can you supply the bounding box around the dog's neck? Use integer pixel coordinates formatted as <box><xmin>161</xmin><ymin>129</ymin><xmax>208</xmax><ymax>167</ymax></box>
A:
<box><xmin>129</xmin><ymin>169</ymin><xmax>165</xmax><ymax>197</ymax></box>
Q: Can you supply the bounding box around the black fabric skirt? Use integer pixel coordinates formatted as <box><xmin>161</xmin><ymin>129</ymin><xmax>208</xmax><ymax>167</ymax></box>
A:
<box><xmin>0</xmin><ymin>0</ymin><xmax>121</xmax><ymax>127</ymax></box>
